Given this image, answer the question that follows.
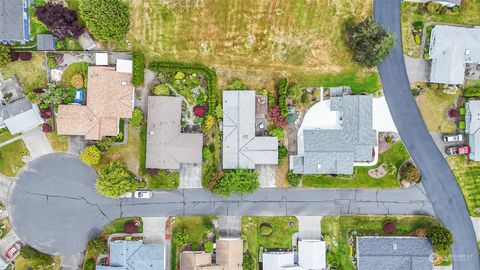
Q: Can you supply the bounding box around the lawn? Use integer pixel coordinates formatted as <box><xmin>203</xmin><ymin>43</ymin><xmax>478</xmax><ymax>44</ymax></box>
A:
<box><xmin>14</xmin><ymin>246</ymin><xmax>60</xmax><ymax>270</ymax></box>
<box><xmin>242</xmin><ymin>216</ymin><xmax>298</xmax><ymax>265</ymax></box>
<box><xmin>302</xmin><ymin>141</ymin><xmax>410</xmax><ymax>188</ymax></box>
<box><xmin>61</xmin><ymin>62</ymin><xmax>89</xmax><ymax>88</ymax></box>
<box><xmin>102</xmin><ymin>217</ymin><xmax>143</xmax><ymax>235</ymax></box>
<box><xmin>401</xmin><ymin>0</ymin><xmax>480</xmax><ymax>58</ymax></box>
<box><xmin>0</xmin><ymin>218</ymin><xmax>11</xmax><ymax>240</ymax></box>
<box><xmin>415</xmin><ymin>85</ymin><xmax>460</xmax><ymax>133</ymax></box>
<box><xmin>171</xmin><ymin>216</ymin><xmax>214</xmax><ymax>270</ymax></box>
<box><xmin>0</xmin><ymin>140</ymin><xmax>29</xmax><ymax>177</ymax></box>
<box><xmin>322</xmin><ymin>215</ymin><xmax>449</xmax><ymax>270</ymax></box>
<box><xmin>447</xmin><ymin>156</ymin><xmax>480</xmax><ymax>216</ymax></box>
<box><xmin>0</xmin><ymin>128</ymin><xmax>15</xmax><ymax>144</ymax></box>
<box><xmin>126</xmin><ymin>0</ymin><xmax>380</xmax><ymax>92</ymax></box>
<box><xmin>0</xmin><ymin>52</ymin><xmax>47</xmax><ymax>95</ymax></box>
<box><xmin>46</xmin><ymin>133</ymin><xmax>68</xmax><ymax>152</ymax></box>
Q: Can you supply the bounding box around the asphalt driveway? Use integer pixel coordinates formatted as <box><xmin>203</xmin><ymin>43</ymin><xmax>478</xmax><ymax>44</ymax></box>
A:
<box><xmin>374</xmin><ymin>0</ymin><xmax>479</xmax><ymax>268</ymax></box>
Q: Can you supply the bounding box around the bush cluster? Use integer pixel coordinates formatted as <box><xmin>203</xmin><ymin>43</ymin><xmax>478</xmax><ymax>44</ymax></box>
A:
<box><xmin>287</xmin><ymin>171</ymin><xmax>301</xmax><ymax>187</ymax></box>
<box><xmin>148</xmin><ymin>61</ymin><xmax>217</xmax><ymax>115</ymax></box>
<box><xmin>213</xmin><ymin>169</ymin><xmax>259</xmax><ymax>196</ymax></box>
<box><xmin>130</xmin><ymin>108</ymin><xmax>144</xmax><ymax>126</ymax></box>
<box><xmin>278</xmin><ymin>78</ymin><xmax>288</xmax><ymax>116</ymax></box>
<box><xmin>400</xmin><ymin>163</ymin><xmax>421</xmax><ymax>183</ymax></box>
<box><xmin>427</xmin><ymin>226</ymin><xmax>453</xmax><ymax>252</ymax></box>
<box><xmin>464</xmin><ymin>87</ymin><xmax>480</xmax><ymax>97</ymax></box>
<box><xmin>79</xmin><ymin>0</ymin><xmax>130</xmax><ymax>41</ymax></box>
<box><xmin>132</xmin><ymin>52</ymin><xmax>145</xmax><ymax>87</ymax></box>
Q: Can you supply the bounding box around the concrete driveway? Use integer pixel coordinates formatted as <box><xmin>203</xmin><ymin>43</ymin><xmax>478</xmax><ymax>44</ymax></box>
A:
<box><xmin>22</xmin><ymin>128</ymin><xmax>53</xmax><ymax>159</ymax></box>
<box><xmin>218</xmin><ymin>216</ymin><xmax>241</xmax><ymax>239</ymax></box>
<box><xmin>256</xmin><ymin>165</ymin><xmax>276</xmax><ymax>188</ymax></box>
<box><xmin>297</xmin><ymin>216</ymin><xmax>322</xmax><ymax>240</ymax></box>
<box><xmin>0</xmin><ymin>230</ymin><xmax>19</xmax><ymax>262</ymax></box>
<box><xmin>179</xmin><ymin>163</ymin><xmax>202</xmax><ymax>188</ymax></box>
<box><xmin>142</xmin><ymin>217</ymin><xmax>167</xmax><ymax>244</ymax></box>
<box><xmin>404</xmin><ymin>55</ymin><xmax>430</xmax><ymax>84</ymax></box>
<box><xmin>68</xmin><ymin>136</ymin><xmax>87</xmax><ymax>155</ymax></box>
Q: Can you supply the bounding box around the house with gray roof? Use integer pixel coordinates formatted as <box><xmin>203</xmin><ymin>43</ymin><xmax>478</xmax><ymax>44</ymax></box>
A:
<box><xmin>146</xmin><ymin>96</ymin><xmax>203</xmax><ymax>170</ymax></box>
<box><xmin>465</xmin><ymin>100</ymin><xmax>480</xmax><ymax>161</ymax></box>
<box><xmin>0</xmin><ymin>0</ymin><xmax>30</xmax><ymax>43</ymax></box>
<box><xmin>262</xmin><ymin>240</ymin><xmax>326</xmax><ymax>270</ymax></box>
<box><xmin>291</xmin><ymin>95</ymin><xmax>377</xmax><ymax>175</ymax></box>
<box><xmin>429</xmin><ymin>25</ymin><xmax>480</xmax><ymax>85</ymax></box>
<box><xmin>356</xmin><ymin>237</ymin><xmax>434</xmax><ymax>270</ymax></box>
<box><xmin>222</xmin><ymin>90</ymin><xmax>278</xmax><ymax>169</ymax></box>
<box><xmin>96</xmin><ymin>240</ymin><xmax>165</xmax><ymax>270</ymax></box>
<box><xmin>2</xmin><ymin>98</ymin><xmax>43</xmax><ymax>134</ymax></box>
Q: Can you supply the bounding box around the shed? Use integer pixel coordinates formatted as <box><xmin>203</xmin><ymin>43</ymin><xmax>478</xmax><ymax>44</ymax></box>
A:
<box><xmin>3</xmin><ymin>98</ymin><xmax>43</xmax><ymax>134</ymax></box>
<box><xmin>116</xmin><ymin>59</ymin><xmax>133</xmax><ymax>73</ymax></box>
<box><xmin>95</xmin><ymin>53</ymin><xmax>108</xmax><ymax>66</ymax></box>
<box><xmin>77</xmin><ymin>31</ymin><xmax>96</xmax><ymax>50</ymax></box>
<box><xmin>36</xmin><ymin>34</ymin><xmax>56</xmax><ymax>50</ymax></box>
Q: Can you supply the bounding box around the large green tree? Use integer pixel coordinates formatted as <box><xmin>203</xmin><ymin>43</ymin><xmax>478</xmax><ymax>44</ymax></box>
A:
<box><xmin>80</xmin><ymin>145</ymin><xmax>101</xmax><ymax>166</ymax></box>
<box><xmin>0</xmin><ymin>45</ymin><xmax>10</xmax><ymax>67</ymax></box>
<box><xmin>346</xmin><ymin>17</ymin><xmax>395</xmax><ymax>67</ymax></box>
<box><xmin>213</xmin><ymin>169</ymin><xmax>259</xmax><ymax>196</ymax></box>
<box><xmin>427</xmin><ymin>226</ymin><xmax>453</xmax><ymax>252</ymax></box>
<box><xmin>95</xmin><ymin>161</ymin><xmax>139</xmax><ymax>198</ymax></box>
<box><xmin>79</xmin><ymin>0</ymin><xmax>130</xmax><ymax>41</ymax></box>
<box><xmin>41</xmin><ymin>83</ymin><xmax>70</xmax><ymax>106</ymax></box>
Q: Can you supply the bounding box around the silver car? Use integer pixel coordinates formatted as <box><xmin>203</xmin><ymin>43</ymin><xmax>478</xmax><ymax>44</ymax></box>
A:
<box><xmin>443</xmin><ymin>134</ymin><xmax>463</xmax><ymax>142</ymax></box>
<box><xmin>134</xmin><ymin>190</ymin><xmax>153</xmax><ymax>199</ymax></box>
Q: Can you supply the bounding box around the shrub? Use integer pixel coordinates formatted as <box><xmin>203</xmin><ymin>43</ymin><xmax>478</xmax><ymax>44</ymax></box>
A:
<box><xmin>384</xmin><ymin>163</ymin><xmax>397</xmax><ymax>176</ymax></box>
<box><xmin>95</xmin><ymin>161</ymin><xmax>139</xmax><ymax>198</ymax></box>
<box><xmin>35</xmin><ymin>3</ymin><xmax>84</xmax><ymax>39</ymax></box>
<box><xmin>174</xmin><ymin>72</ymin><xmax>185</xmax><ymax>80</ymax></box>
<box><xmin>42</xmin><ymin>123</ymin><xmax>52</xmax><ymax>133</ymax></box>
<box><xmin>148</xmin><ymin>62</ymin><xmax>217</xmax><ymax>115</ymax></box>
<box><xmin>464</xmin><ymin>87</ymin><xmax>480</xmax><ymax>97</ymax></box>
<box><xmin>124</xmin><ymin>220</ymin><xmax>140</xmax><ymax>234</ymax></box>
<box><xmin>19</xmin><ymin>52</ymin><xmax>32</xmax><ymax>61</ymax></box>
<box><xmin>40</xmin><ymin>108</ymin><xmax>52</xmax><ymax>119</ymax></box>
<box><xmin>412</xmin><ymin>21</ymin><xmax>424</xmax><ymax>31</ymax></box>
<box><xmin>132</xmin><ymin>52</ymin><xmax>145</xmax><ymax>87</ymax></box>
<box><xmin>383</xmin><ymin>222</ymin><xmax>396</xmax><ymax>234</ymax></box>
<box><xmin>277</xmin><ymin>78</ymin><xmax>288</xmax><ymax>116</ymax></box>
<box><xmin>423</xmin><ymin>52</ymin><xmax>430</xmax><ymax>60</ymax></box>
<box><xmin>9</xmin><ymin>51</ymin><xmax>19</xmax><ymax>62</ymax></box>
<box><xmin>130</xmin><ymin>108</ymin><xmax>144</xmax><ymax>126</ymax></box>
<box><xmin>424</xmin><ymin>1</ymin><xmax>441</xmax><ymax>13</ymax></box>
<box><xmin>215</xmin><ymin>104</ymin><xmax>223</xmax><ymax>119</ymax></box>
<box><xmin>47</xmin><ymin>57</ymin><xmax>57</xmax><ymax>69</ymax></box>
<box><xmin>345</xmin><ymin>17</ymin><xmax>395</xmax><ymax>67</ymax></box>
<box><xmin>96</xmin><ymin>136</ymin><xmax>114</xmax><ymax>151</ymax></box>
<box><xmin>278</xmin><ymin>145</ymin><xmax>288</xmax><ymax>162</ymax></box>
<box><xmin>269</xmin><ymin>105</ymin><xmax>288</xmax><ymax>128</ymax></box>
<box><xmin>196</xmin><ymin>93</ymin><xmax>206</xmax><ymax>105</ymax></box>
<box><xmin>204</xmin><ymin>222</ymin><xmax>214</xmax><ymax>234</ymax></box>
<box><xmin>56</xmin><ymin>40</ymin><xmax>66</xmax><ymax>50</ymax></box>
<box><xmin>400</xmin><ymin>163</ymin><xmax>421</xmax><ymax>183</ymax></box>
<box><xmin>259</xmin><ymin>224</ymin><xmax>273</xmax><ymax>236</ymax></box>
<box><xmin>191</xmin><ymin>242</ymin><xmax>199</xmax><ymax>251</ymax></box>
<box><xmin>243</xmin><ymin>253</ymin><xmax>256</xmax><ymax>270</ymax></box>
<box><xmin>458</xmin><ymin>120</ymin><xmax>466</xmax><ymax>129</ymax></box>
<box><xmin>152</xmin><ymin>84</ymin><xmax>170</xmax><ymax>96</ymax></box>
<box><xmin>84</xmin><ymin>258</ymin><xmax>95</xmax><ymax>270</ymax></box>
<box><xmin>414</xmin><ymin>35</ymin><xmax>421</xmax><ymax>45</ymax></box>
<box><xmin>203</xmin><ymin>115</ymin><xmax>215</xmax><ymax>132</ymax></box>
<box><xmin>213</xmin><ymin>169</ymin><xmax>259</xmax><ymax>196</ymax></box>
<box><xmin>79</xmin><ymin>0</ymin><xmax>130</xmax><ymax>41</ymax></box>
<box><xmin>71</xmin><ymin>74</ymin><xmax>84</xmax><ymax>88</ymax></box>
<box><xmin>287</xmin><ymin>84</ymin><xmax>300</xmax><ymax>99</ymax></box>
<box><xmin>202</xmin><ymin>147</ymin><xmax>212</xmax><ymax>160</ymax></box>
<box><xmin>173</xmin><ymin>228</ymin><xmax>189</xmax><ymax>246</ymax></box>
<box><xmin>427</xmin><ymin>226</ymin><xmax>453</xmax><ymax>252</ymax></box>
<box><xmin>204</xmin><ymin>239</ymin><xmax>213</xmax><ymax>253</ymax></box>
<box><xmin>269</xmin><ymin>126</ymin><xmax>285</xmax><ymax>142</ymax></box>
<box><xmin>287</xmin><ymin>171</ymin><xmax>301</xmax><ymax>187</ymax></box>
<box><xmin>226</xmin><ymin>79</ymin><xmax>248</xmax><ymax>90</ymax></box>
<box><xmin>87</xmin><ymin>237</ymin><xmax>107</xmax><ymax>255</ymax></box>
<box><xmin>80</xmin><ymin>146</ymin><xmax>101</xmax><ymax>166</ymax></box>
<box><xmin>193</xmin><ymin>105</ymin><xmax>207</xmax><ymax>117</ymax></box>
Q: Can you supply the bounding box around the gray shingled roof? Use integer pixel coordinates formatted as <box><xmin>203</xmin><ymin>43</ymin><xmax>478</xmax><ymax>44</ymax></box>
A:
<box><xmin>37</xmin><ymin>34</ymin><xmax>56</xmax><ymax>50</ymax></box>
<box><xmin>3</xmin><ymin>98</ymin><xmax>43</xmax><ymax>134</ymax></box>
<box><xmin>357</xmin><ymin>237</ymin><xmax>434</xmax><ymax>270</ymax></box>
<box><xmin>292</xmin><ymin>95</ymin><xmax>377</xmax><ymax>174</ymax></box>
<box><xmin>0</xmin><ymin>0</ymin><xmax>28</xmax><ymax>42</ymax></box>
<box><xmin>146</xmin><ymin>96</ymin><xmax>203</xmax><ymax>170</ymax></box>
<box><xmin>96</xmin><ymin>240</ymin><xmax>165</xmax><ymax>270</ymax></box>
<box><xmin>222</xmin><ymin>90</ymin><xmax>278</xmax><ymax>169</ymax></box>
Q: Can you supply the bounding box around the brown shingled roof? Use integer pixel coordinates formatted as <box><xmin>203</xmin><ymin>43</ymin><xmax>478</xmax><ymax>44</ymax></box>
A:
<box><xmin>56</xmin><ymin>66</ymin><xmax>134</xmax><ymax>140</ymax></box>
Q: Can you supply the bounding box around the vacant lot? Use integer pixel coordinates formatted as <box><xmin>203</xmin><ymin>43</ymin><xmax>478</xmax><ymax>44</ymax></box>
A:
<box><xmin>415</xmin><ymin>86</ymin><xmax>460</xmax><ymax>133</ymax></box>
<box><xmin>401</xmin><ymin>1</ymin><xmax>480</xmax><ymax>57</ymax></box>
<box><xmin>127</xmin><ymin>0</ymin><xmax>380</xmax><ymax>92</ymax></box>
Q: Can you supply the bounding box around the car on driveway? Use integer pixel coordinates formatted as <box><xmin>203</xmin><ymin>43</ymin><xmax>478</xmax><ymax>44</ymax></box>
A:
<box><xmin>443</xmin><ymin>134</ymin><xmax>464</xmax><ymax>142</ymax></box>
<box><xmin>6</xmin><ymin>242</ymin><xmax>22</xmax><ymax>259</ymax></box>
<box><xmin>134</xmin><ymin>190</ymin><xmax>152</xmax><ymax>199</ymax></box>
<box><xmin>446</xmin><ymin>145</ymin><xmax>470</xmax><ymax>156</ymax></box>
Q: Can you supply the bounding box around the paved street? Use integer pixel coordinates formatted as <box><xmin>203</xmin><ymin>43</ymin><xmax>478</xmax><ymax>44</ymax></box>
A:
<box><xmin>374</xmin><ymin>0</ymin><xmax>480</xmax><ymax>268</ymax></box>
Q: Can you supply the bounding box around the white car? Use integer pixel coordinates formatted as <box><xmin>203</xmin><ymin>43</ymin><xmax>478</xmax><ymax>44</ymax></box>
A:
<box><xmin>134</xmin><ymin>190</ymin><xmax>153</xmax><ymax>199</ymax></box>
<box><xmin>443</xmin><ymin>134</ymin><xmax>463</xmax><ymax>142</ymax></box>
<box><xmin>118</xmin><ymin>192</ymin><xmax>133</xmax><ymax>199</ymax></box>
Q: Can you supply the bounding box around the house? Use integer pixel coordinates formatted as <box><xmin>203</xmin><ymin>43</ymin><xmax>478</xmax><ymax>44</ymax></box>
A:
<box><xmin>291</xmin><ymin>95</ymin><xmax>377</xmax><ymax>175</ymax></box>
<box><xmin>356</xmin><ymin>237</ymin><xmax>434</xmax><ymax>270</ymax></box>
<box><xmin>0</xmin><ymin>0</ymin><xmax>30</xmax><ymax>43</ymax></box>
<box><xmin>465</xmin><ymin>101</ymin><xmax>480</xmax><ymax>160</ymax></box>
<box><xmin>222</xmin><ymin>90</ymin><xmax>278</xmax><ymax>169</ymax></box>
<box><xmin>146</xmin><ymin>96</ymin><xmax>202</xmax><ymax>170</ymax></box>
<box><xmin>96</xmin><ymin>240</ymin><xmax>165</xmax><ymax>270</ymax></box>
<box><xmin>179</xmin><ymin>238</ymin><xmax>243</xmax><ymax>270</ymax></box>
<box><xmin>429</xmin><ymin>25</ymin><xmax>480</xmax><ymax>85</ymax></box>
<box><xmin>36</xmin><ymin>34</ymin><xmax>56</xmax><ymax>51</ymax></box>
<box><xmin>56</xmin><ymin>64</ymin><xmax>134</xmax><ymax>140</ymax></box>
<box><xmin>262</xmin><ymin>240</ymin><xmax>326</xmax><ymax>270</ymax></box>
<box><xmin>2</xmin><ymin>98</ymin><xmax>43</xmax><ymax>134</ymax></box>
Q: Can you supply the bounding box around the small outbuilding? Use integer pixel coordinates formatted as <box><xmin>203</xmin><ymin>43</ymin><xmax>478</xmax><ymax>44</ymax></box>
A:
<box><xmin>36</xmin><ymin>34</ymin><xmax>56</xmax><ymax>51</ymax></box>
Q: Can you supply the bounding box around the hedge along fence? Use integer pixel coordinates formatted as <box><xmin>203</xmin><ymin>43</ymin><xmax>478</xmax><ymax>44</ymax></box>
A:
<box><xmin>464</xmin><ymin>87</ymin><xmax>480</xmax><ymax>97</ymax></box>
<box><xmin>132</xmin><ymin>52</ymin><xmax>145</xmax><ymax>87</ymax></box>
<box><xmin>148</xmin><ymin>61</ymin><xmax>217</xmax><ymax>115</ymax></box>
<box><xmin>277</xmin><ymin>77</ymin><xmax>288</xmax><ymax>116</ymax></box>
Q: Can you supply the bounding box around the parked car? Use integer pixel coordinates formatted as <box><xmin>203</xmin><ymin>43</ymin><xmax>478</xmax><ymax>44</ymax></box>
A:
<box><xmin>134</xmin><ymin>190</ymin><xmax>152</xmax><ymax>199</ymax></box>
<box><xmin>446</xmin><ymin>145</ymin><xmax>470</xmax><ymax>156</ymax></box>
<box><xmin>118</xmin><ymin>192</ymin><xmax>133</xmax><ymax>199</ymax></box>
<box><xmin>6</xmin><ymin>242</ymin><xmax>22</xmax><ymax>259</ymax></box>
<box><xmin>443</xmin><ymin>134</ymin><xmax>464</xmax><ymax>142</ymax></box>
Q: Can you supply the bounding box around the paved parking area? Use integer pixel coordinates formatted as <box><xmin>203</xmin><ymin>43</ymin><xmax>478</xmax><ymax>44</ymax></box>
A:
<box><xmin>256</xmin><ymin>165</ymin><xmax>276</xmax><ymax>188</ymax></box>
<box><xmin>218</xmin><ymin>216</ymin><xmax>241</xmax><ymax>239</ymax></box>
<box><xmin>22</xmin><ymin>128</ymin><xmax>53</xmax><ymax>159</ymax></box>
<box><xmin>142</xmin><ymin>217</ymin><xmax>167</xmax><ymax>244</ymax></box>
<box><xmin>68</xmin><ymin>136</ymin><xmax>87</xmax><ymax>155</ymax></box>
<box><xmin>404</xmin><ymin>55</ymin><xmax>430</xmax><ymax>84</ymax></box>
<box><xmin>297</xmin><ymin>216</ymin><xmax>322</xmax><ymax>240</ymax></box>
<box><xmin>179</xmin><ymin>163</ymin><xmax>202</xmax><ymax>188</ymax></box>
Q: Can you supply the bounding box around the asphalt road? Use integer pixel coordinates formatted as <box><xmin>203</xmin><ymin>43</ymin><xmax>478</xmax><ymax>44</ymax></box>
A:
<box><xmin>8</xmin><ymin>154</ymin><xmax>433</xmax><ymax>255</ymax></box>
<box><xmin>374</xmin><ymin>0</ymin><xmax>480</xmax><ymax>268</ymax></box>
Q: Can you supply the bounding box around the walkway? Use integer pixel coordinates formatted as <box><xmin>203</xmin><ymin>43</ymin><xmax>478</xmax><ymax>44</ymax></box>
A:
<box><xmin>374</xmin><ymin>0</ymin><xmax>480</xmax><ymax>268</ymax></box>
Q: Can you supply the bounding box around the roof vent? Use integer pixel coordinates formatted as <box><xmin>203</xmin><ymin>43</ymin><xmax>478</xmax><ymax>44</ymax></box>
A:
<box><xmin>466</xmin><ymin>49</ymin><xmax>471</xmax><ymax>55</ymax></box>
<box><xmin>121</xmin><ymin>81</ymin><xmax>127</xmax><ymax>86</ymax></box>
<box><xmin>393</xmin><ymin>243</ymin><xmax>397</xmax><ymax>250</ymax></box>
<box><xmin>149</xmin><ymin>131</ymin><xmax>154</xmax><ymax>135</ymax></box>
<box><xmin>317</xmin><ymin>164</ymin><xmax>322</xmax><ymax>170</ymax></box>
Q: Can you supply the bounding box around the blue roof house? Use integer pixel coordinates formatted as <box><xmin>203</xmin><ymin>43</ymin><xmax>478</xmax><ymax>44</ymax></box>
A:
<box><xmin>0</xmin><ymin>0</ymin><xmax>30</xmax><ymax>43</ymax></box>
<box><xmin>96</xmin><ymin>240</ymin><xmax>165</xmax><ymax>270</ymax></box>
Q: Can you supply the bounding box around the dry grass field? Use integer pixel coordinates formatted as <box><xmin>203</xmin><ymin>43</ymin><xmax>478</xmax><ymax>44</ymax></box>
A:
<box><xmin>126</xmin><ymin>0</ymin><xmax>380</xmax><ymax>91</ymax></box>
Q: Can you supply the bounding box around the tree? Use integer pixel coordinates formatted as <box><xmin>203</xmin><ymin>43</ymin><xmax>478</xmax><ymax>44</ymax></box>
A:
<box><xmin>80</xmin><ymin>146</ymin><xmax>101</xmax><ymax>166</ymax></box>
<box><xmin>87</xmin><ymin>237</ymin><xmax>107</xmax><ymax>255</ymax></box>
<box><xmin>71</xmin><ymin>74</ymin><xmax>84</xmax><ymax>88</ymax></box>
<box><xmin>213</xmin><ymin>169</ymin><xmax>259</xmax><ymax>196</ymax></box>
<box><xmin>346</xmin><ymin>17</ymin><xmax>395</xmax><ymax>67</ymax></box>
<box><xmin>268</xmin><ymin>105</ymin><xmax>288</xmax><ymax>127</ymax></box>
<box><xmin>269</xmin><ymin>127</ymin><xmax>285</xmax><ymax>142</ymax></box>
<box><xmin>132</xmin><ymin>52</ymin><xmax>145</xmax><ymax>87</ymax></box>
<box><xmin>400</xmin><ymin>163</ymin><xmax>421</xmax><ymax>183</ymax></box>
<box><xmin>277</xmin><ymin>78</ymin><xmax>288</xmax><ymax>116</ymax></box>
<box><xmin>130</xmin><ymin>108</ymin><xmax>144</xmax><ymax>126</ymax></box>
<box><xmin>0</xmin><ymin>45</ymin><xmax>10</xmax><ymax>67</ymax></box>
<box><xmin>203</xmin><ymin>222</ymin><xmax>214</xmax><ymax>234</ymax></box>
<box><xmin>35</xmin><ymin>3</ymin><xmax>84</xmax><ymax>39</ymax></box>
<box><xmin>95</xmin><ymin>161</ymin><xmax>139</xmax><ymax>198</ymax></box>
<box><xmin>96</xmin><ymin>137</ymin><xmax>114</xmax><ymax>152</ymax></box>
<box><xmin>287</xmin><ymin>171</ymin><xmax>301</xmax><ymax>187</ymax></box>
<box><xmin>427</xmin><ymin>226</ymin><xmax>453</xmax><ymax>252</ymax></box>
<box><xmin>41</xmin><ymin>83</ymin><xmax>70</xmax><ymax>106</ymax></box>
<box><xmin>287</xmin><ymin>84</ymin><xmax>300</xmax><ymax>99</ymax></box>
<box><xmin>204</xmin><ymin>239</ymin><xmax>213</xmax><ymax>253</ymax></box>
<box><xmin>124</xmin><ymin>220</ymin><xmax>140</xmax><ymax>233</ymax></box>
<box><xmin>278</xmin><ymin>145</ymin><xmax>288</xmax><ymax>162</ymax></box>
<box><xmin>79</xmin><ymin>0</ymin><xmax>130</xmax><ymax>41</ymax></box>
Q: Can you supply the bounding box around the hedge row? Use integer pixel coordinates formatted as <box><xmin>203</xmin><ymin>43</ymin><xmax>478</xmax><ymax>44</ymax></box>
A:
<box><xmin>132</xmin><ymin>52</ymin><xmax>145</xmax><ymax>87</ymax></box>
<box><xmin>148</xmin><ymin>61</ymin><xmax>217</xmax><ymax>115</ymax></box>
<box><xmin>464</xmin><ymin>87</ymin><xmax>480</xmax><ymax>97</ymax></box>
<box><xmin>278</xmin><ymin>78</ymin><xmax>288</xmax><ymax>116</ymax></box>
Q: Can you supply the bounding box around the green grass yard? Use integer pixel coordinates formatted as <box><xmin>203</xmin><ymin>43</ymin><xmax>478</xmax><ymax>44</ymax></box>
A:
<box><xmin>302</xmin><ymin>141</ymin><xmax>410</xmax><ymax>188</ymax></box>
<box><xmin>0</xmin><ymin>128</ymin><xmax>15</xmax><ymax>144</ymax></box>
<box><xmin>242</xmin><ymin>216</ymin><xmax>298</xmax><ymax>267</ymax></box>
<box><xmin>322</xmin><ymin>215</ymin><xmax>450</xmax><ymax>270</ymax></box>
<box><xmin>0</xmin><ymin>140</ymin><xmax>29</xmax><ymax>177</ymax></box>
<box><xmin>102</xmin><ymin>217</ymin><xmax>143</xmax><ymax>235</ymax></box>
<box><xmin>61</xmin><ymin>62</ymin><xmax>89</xmax><ymax>88</ymax></box>
<box><xmin>0</xmin><ymin>52</ymin><xmax>47</xmax><ymax>95</ymax></box>
<box><xmin>447</xmin><ymin>156</ymin><xmax>480</xmax><ymax>216</ymax></box>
